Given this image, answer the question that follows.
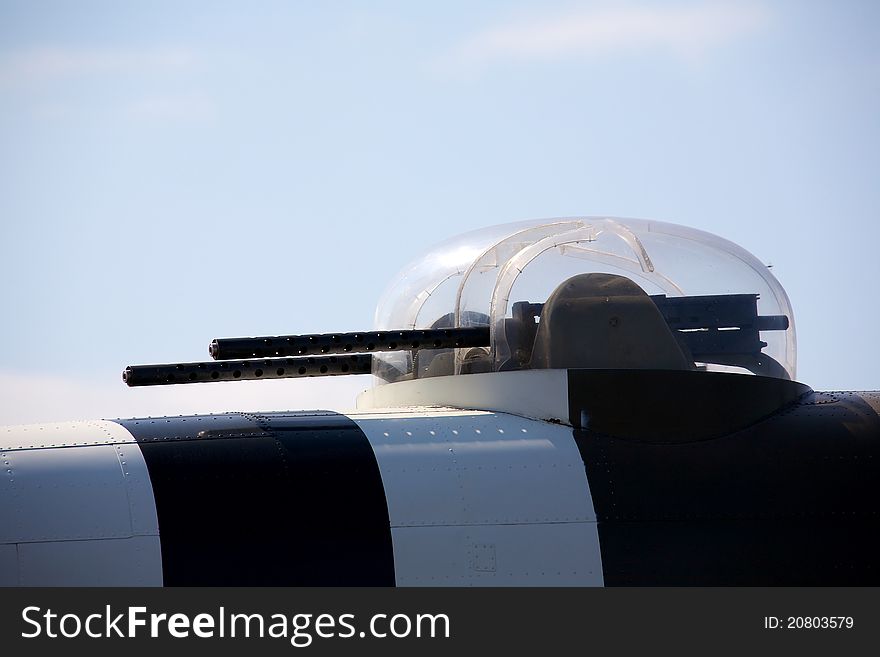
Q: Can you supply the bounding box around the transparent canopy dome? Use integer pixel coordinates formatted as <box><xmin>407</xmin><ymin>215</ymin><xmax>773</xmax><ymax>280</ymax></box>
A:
<box><xmin>373</xmin><ymin>217</ymin><xmax>796</xmax><ymax>383</ymax></box>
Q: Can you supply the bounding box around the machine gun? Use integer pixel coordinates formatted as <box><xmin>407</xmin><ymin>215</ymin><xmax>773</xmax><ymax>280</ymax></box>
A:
<box><xmin>122</xmin><ymin>328</ymin><xmax>490</xmax><ymax>386</ymax></box>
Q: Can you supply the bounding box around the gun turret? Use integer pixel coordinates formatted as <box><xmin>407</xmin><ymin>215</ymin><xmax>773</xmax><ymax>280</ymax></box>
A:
<box><xmin>122</xmin><ymin>294</ymin><xmax>789</xmax><ymax>386</ymax></box>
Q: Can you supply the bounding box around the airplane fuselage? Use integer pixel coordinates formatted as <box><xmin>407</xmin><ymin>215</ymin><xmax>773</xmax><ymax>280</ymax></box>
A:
<box><xmin>2</xmin><ymin>369</ymin><xmax>878</xmax><ymax>586</ymax></box>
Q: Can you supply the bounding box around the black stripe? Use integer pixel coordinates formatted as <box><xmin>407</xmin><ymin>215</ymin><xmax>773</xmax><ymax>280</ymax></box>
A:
<box><xmin>569</xmin><ymin>377</ymin><xmax>880</xmax><ymax>585</ymax></box>
<box><xmin>116</xmin><ymin>411</ymin><xmax>394</xmax><ymax>586</ymax></box>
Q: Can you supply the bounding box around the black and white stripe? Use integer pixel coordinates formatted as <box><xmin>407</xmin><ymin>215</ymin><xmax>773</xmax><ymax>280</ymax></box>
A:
<box><xmin>117</xmin><ymin>411</ymin><xmax>395</xmax><ymax>586</ymax></box>
<box><xmin>2</xmin><ymin>381</ymin><xmax>878</xmax><ymax>586</ymax></box>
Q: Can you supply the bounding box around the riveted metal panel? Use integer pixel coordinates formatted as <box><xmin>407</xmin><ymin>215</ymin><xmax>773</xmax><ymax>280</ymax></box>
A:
<box><xmin>113</xmin><ymin>413</ymin><xmax>274</xmax><ymax>442</ymax></box>
<box><xmin>351</xmin><ymin>409</ymin><xmax>603</xmax><ymax>586</ymax></box>
<box><xmin>111</xmin><ymin>430</ymin><xmax>160</xmax><ymax>538</ymax></box>
<box><xmin>17</xmin><ymin>537</ymin><xmax>162</xmax><ymax>586</ymax></box>
<box><xmin>0</xmin><ymin>421</ymin><xmax>162</xmax><ymax>586</ymax></box>
<box><xmin>352</xmin><ymin>410</ymin><xmax>596</xmax><ymax>527</ymax></box>
<box><xmin>0</xmin><ymin>445</ymin><xmax>135</xmax><ymax>544</ymax></box>
<box><xmin>391</xmin><ymin>524</ymin><xmax>602</xmax><ymax>586</ymax></box>
<box><xmin>0</xmin><ymin>420</ymin><xmax>136</xmax><ymax>450</ymax></box>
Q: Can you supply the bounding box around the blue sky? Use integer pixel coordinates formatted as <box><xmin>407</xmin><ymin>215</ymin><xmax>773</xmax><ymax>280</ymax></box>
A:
<box><xmin>1</xmin><ymin>1</ymin><xmax>878</xmax><ymax>423</ymax></box>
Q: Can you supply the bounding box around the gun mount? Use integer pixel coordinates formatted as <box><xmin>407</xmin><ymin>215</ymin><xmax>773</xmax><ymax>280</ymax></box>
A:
<box><xmin>123</xmin><ymin>217</ymin><xmax>796</xmax><ymax>387</ymax></box>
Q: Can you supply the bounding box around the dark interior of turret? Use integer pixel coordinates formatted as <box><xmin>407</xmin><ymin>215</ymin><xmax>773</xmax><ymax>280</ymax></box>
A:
<box><xmin>414</xmin><ymin>311</ymin><xmax>492</xmax><ymax>378</ymax></box>
<box><xmin>503</xmin><ymin>273</ymin><xmax>790</xmax><ymax>378</ymax></box>
<box><xmin>413</xmin><ymin>273</ymin><xmax>790</xmax><ymax>380</ymax></box>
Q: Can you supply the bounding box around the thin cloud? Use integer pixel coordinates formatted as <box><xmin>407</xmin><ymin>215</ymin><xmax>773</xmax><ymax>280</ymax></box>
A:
<box><xmin>0</xmin><ymin>45</ymin><xmax>212</xmax><ymax>121</ymax></box>
<box><xmin>438</xmin><ymin>2</ymin><xmax>771</xmax><ymax>73</ymax></box>
<box><xmin>128</xmin><ymin>92</ymin><xmax>216</xmax><ymax>121</ymax></box>
<box><xmin>0</xmin><ymin>45</ymin><xmax>199</xmax><ymax>86</ymax></box>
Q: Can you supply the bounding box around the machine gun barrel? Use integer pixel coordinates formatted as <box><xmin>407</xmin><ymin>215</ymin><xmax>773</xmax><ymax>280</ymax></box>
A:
<box><xmin>123</xmin><ymin>354</ymin><xmax>373</xmax><ymax>387</ymax></box>
<box><xmin>209</xmin><ymin>327</ymin><xmax>490</xmax><ymax>360</ymax></box>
